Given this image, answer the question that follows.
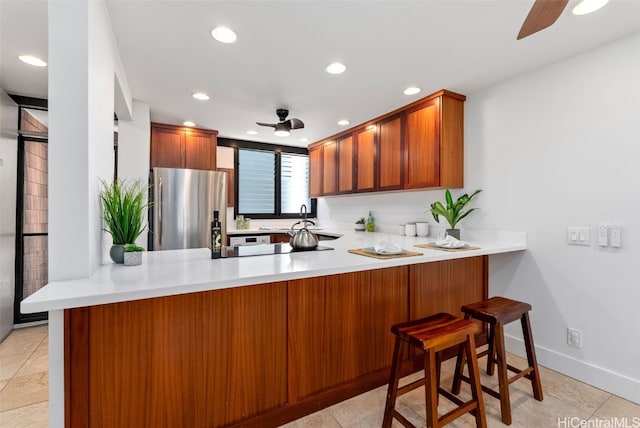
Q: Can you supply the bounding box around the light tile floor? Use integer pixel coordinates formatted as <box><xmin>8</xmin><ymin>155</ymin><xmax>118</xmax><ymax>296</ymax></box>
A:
<box><xmin>0</xmin><ymin>325</ymin><xmax>638</xmax><ymax>427</ymax></box>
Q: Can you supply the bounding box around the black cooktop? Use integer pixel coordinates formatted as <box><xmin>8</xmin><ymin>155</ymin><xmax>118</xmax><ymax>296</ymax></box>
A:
<box><xmin>221</xmin><ymin>243</ymin><xmax>333</xmax><ymax>258</ymax></box>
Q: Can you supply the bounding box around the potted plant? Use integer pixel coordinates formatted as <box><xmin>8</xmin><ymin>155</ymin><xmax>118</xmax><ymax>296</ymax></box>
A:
<box><xmin>429</xmin><ymin>189</ymin><xmax>481</xmax><ymax>240</ymax></box>
<box><xmin>123</xmin><ymin>244</ymin><xmax>144</xmax><ymax>266</ymax></box>
<box><xmin>100</xmin><ymin>179</ymin><xmax>148</xmax><ymax>263</ymax></box>
<box><xmin>354</xmin><ymin>217</ymin><xmax>366</xmax><ymax>232</ymax></box>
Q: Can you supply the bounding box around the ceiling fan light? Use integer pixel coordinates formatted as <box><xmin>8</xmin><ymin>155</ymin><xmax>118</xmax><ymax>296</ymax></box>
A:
<box><xmin>572</xmin><ymin>0</ymin><xmax>609</xmax><ymax>15</ymax></box>
<box><xmin>274</xmin><ymin>129</ymin><xmax>290</xmax><ymax>137</ymax></box>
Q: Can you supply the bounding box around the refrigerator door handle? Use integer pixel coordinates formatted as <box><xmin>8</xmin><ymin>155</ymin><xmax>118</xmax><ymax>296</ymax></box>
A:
<box><xmin>158</xmin><ymin>177</ymin><xmax>163</xmax><ymax>246</ymax></box>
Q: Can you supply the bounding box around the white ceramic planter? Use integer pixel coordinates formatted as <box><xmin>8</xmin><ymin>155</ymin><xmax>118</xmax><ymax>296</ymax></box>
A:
<box><xmin>124</xmin><ymin>251</ymin><xmax>142</xmax><ymax>266</ymax></box>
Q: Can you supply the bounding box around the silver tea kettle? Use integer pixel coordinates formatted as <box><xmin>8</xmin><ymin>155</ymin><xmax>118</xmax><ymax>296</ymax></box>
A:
<box><xmin>288</xmin><ymin>204</ymin><xmax>318</xmax><ymax>251</ymax></box>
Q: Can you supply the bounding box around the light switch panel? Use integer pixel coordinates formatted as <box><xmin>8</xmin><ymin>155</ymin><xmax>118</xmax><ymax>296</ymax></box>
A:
<box><xmin>568</xmin><ymin>227</ymin><xmax>590</xmax><ymax>246</ymax></box>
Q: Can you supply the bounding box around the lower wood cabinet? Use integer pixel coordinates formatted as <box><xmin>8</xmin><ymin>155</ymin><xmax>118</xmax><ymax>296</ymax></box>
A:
<box><xmin>288</xmin><ymin>267</ymin><xmax>407</xmax><ymax>400</ymax></box>
<box><xmin>64</xmin><ymin>256</ymin><xmax>486</xmax><ymax>427</ymax></box>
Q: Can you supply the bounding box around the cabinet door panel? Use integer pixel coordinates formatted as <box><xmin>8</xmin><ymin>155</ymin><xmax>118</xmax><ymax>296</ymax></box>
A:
<box><xmin>405</xmin><ymin>100</ymin><xmax>440</xmax><ymax>188</ymax></box>
<box><xmin>185</xmin><ymin>130</ymin><xmax>216</xmax><ymax>170</ymax></box>
<box><xmin>322</xmin><ymin>141</ymin><xmax>337</xmax><ymax>195</ymax></box>
<box><xmin>288</xmin><ymin>267</ymin><xmax>407</xmax><ymax>401</ymax></box>
<box><xmin>309</xmin><ymin>146</ymin><xmax>322</xmax><ymax>197</ymax></box>
<box><xmin>82</xmin><ymin>282</ymin><xmax>288</xmax><ymax>427</ymax></box>
<box><xmin>355</xmin><ymin>128</ymin><xmax>375</xmax><ymax>191</ymax></box>
<box><xmin>378</xmin><ymin>116</ymin><xmax>403</xmax><ymax>190</ymax></box>
<box><xmin>337</xmin><ymin>135</ymin><xmax>354</xmax><ymax>193</ymax></box>
<box><xmin>151</xmin><ymin>126</ymin><xmax>185</xmax><ymax>168</ymax></box>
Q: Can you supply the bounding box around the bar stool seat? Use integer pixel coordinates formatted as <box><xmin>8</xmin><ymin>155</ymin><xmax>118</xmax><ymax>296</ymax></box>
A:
<box><xmin>452</xmin><ymin>296</ymin><xmax>543</xmax><ymax>425</ymax></box>
<box><xmin>382</xmin><ymin>312</ymin><xmax>487</xmax><ymax>428</ymax></box>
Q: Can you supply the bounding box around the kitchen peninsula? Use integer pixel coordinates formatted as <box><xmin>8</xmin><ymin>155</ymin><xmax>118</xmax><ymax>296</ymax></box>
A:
<box><xmin>22</xmin><ymin>230</ymin><xmax>526</xmax><ymax>427</ymax></box>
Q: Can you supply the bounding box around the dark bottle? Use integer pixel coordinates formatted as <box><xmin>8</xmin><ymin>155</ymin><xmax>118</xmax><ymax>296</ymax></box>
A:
<box><xmin>211</xmin><ymin>210</ymin><xmax>221</xmax><ymax>259</ymax></box>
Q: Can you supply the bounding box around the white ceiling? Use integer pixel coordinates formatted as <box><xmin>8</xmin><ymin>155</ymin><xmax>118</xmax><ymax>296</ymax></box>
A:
<box><xmin>2</xmin><ymin>1</ymin><xmax>639</xmax><ymax>148</ymax></box>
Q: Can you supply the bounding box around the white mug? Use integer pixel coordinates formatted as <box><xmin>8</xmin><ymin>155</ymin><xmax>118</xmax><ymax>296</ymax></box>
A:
<box><xmin>416</xmin><ymin>222</ymin><xmax>429</xmax><ymax>237</ymax></box>
<box><xmin>405</xmin><ymin>223</ymin><xmax>416</xmax><ymax>237</ymax></box>
<box><xmin>398</xmin><ymin>224</ymin><xmax>405</xmax><ymax>235</ymax></box>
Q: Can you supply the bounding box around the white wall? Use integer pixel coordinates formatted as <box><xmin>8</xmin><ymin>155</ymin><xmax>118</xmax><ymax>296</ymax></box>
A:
<box><xmin>318</xmin><ymin>32</ymin><xmax>640</xmax><ymax>403</ymax></box>
<box><xmin>49</xmin><ymin>0</ymin><xmax>131</xmax><ymax>278</ymax></box>
<box><xmin>116</xmin><ymin>100</ymin><xmax>150</xmax><ymax>251</ymax></box>
<box><xmin>0</xmin><ymin>90</ymin><xmax>18</xmax><ymax>339</ymax></box>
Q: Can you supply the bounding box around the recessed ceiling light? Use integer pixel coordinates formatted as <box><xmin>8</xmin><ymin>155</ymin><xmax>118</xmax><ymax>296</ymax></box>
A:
<box><xmin>183</xmin><ymin>121</ymin><xmax>196</xmax><ymax>127</ymax></box>
<box><xmin>18</xmin><ymin>55</ymin><xmax>47</xmax><ymax>67</ymax></box>
<box><xmin>337</xmin><ymin>119</ymin><xmax>350</xmax><ymax>126</ymax></box>
<box><xmin>246</xmin><ymin>130</ymin><xmax>259</xmax><ymax>135</ymax></box>
<box><xmin>572</xmin><ymin>0</ymin><xmax>609</xmax><ymax>15</ymax></box>
<box><xmin>403</xmin><ymin>87</ymin><xmax>421</xmax><ymax>95</ymax></box>
<box><xmin>326</xmin><ymin>62</ymin><xmax>347</xmax><ymax>74</ymax></box>
<box><xmin>192</xmin><ymin>92</ymin><xmax>210</xmax><ymax>101</ymax></box>
<box><xmin>211</xmin><ymin>26</ymin><xmax>237</xmax><ymax>44</ymax></box>
<box><xmin>298</xmin><ymin>138</ymin><xmax>309</xmax><ymax>143</ymax></box>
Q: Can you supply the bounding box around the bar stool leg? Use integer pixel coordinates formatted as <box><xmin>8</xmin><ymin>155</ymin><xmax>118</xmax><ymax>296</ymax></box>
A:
<box><xmin>494</xmin><ymin>323</ymin><xmax>512</xmax><ymax>425</ymax></box>
<box><xmin>465</xmin><ymin>334</ymin><xmax>488</xmax><ymax>428</ymax></box>
<box><xmin>382</xmin><ymin>337</ymin><xmax>404</xmax><ymax>428</ymax></box>
<box><xmin>486</xmin><ymin>322</ymin><xmax>496</xmax><ymax>376</ymax></box>
<box><xmin>451</xmin><ymin>343</ymin><xmax>466</xmax><ymax>395</ymax></box>
<box><xmin>521</xmin><ymin>312</ymin><xmax>543</xmax><ymax>401</ymax></box>
<box><xmin>424</xmin><ymin>349</ymin><xmax>440</xmax><ymax>428</ymax></box>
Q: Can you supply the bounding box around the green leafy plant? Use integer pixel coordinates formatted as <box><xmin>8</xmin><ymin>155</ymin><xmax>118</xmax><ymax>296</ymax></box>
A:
<box><xmin>429</xmin><ymin>189</ymin><xmax>482</xmax><ymax>230</ymax></box>
<box><xmin>355</xmin><ymin>217</ymin><xmax>365</xmax><ymax>224</ymax></box>
<box><xmin>124</xmin><ymin>244</ymin><xmax>145</xmax><ymax>252</ymax></box>
<box><xmin>100</xmin><ymin>179</ymin><xmax>149</xmax><ymax>245</ymax></box>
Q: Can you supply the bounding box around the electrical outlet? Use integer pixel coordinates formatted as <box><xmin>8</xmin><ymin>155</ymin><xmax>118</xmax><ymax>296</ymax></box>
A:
<box><xmin>567</xmin><ymin>327</ymin><xmax>582</xmax><ymax>349</ymax></box>
<box><xmin>610</xmin><ymin>224</ymin><xmax>621</xmax><ymax>247</ymax></box>
<box><xmin>598</xmin><ymin>224</ymin><xmax>608</xmax><ymax>247</ymax></box>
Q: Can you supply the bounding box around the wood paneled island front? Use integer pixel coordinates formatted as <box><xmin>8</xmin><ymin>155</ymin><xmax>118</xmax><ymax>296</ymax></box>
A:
<box><xmin>22</xmin><ymin>230</ymin><xmax>526</xmax><ymax>427</ymax></box>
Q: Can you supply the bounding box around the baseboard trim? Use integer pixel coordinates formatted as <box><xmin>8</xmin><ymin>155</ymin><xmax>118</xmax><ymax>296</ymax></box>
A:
<box><xmin>505</xmin><ymin>334</ymin><xmax>640</xmax><ymax>405</ymax></box>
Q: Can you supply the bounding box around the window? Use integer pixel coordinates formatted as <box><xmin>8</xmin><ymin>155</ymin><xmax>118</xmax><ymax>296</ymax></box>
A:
<box><xmin>220</xmin><ymin>138</ymin><xmax>315</xmax><ymax>219</ymax></box>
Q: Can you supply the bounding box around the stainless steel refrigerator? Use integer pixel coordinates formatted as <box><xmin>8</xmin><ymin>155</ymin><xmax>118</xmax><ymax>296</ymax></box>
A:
<box><xmin>150</xmin><ymin>167</ymin><xmax>227</xmax><ymax>251</ymax></box>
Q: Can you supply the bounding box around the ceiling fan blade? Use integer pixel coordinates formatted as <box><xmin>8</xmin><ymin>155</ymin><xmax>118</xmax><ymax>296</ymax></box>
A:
<box><xmin>517</xmin><ymin>0</ymin><xmax>569</xmax><ymax>40</ymax></box>
<box><xmin>286</xmin><ymin>118</ymin><xmax>305</xmax><ymax>130</ymax></box>
<box><xmin>256</xmin><ymin>122</ymin><xmax>276</xmax><ymax>128</ymax></box>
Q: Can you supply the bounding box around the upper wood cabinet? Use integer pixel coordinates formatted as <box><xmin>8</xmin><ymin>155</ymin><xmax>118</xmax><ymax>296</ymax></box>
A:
<box><xmin>322</xmin><ymin>140</ymin><xmax>337</xmax><ymax>195</ymax></box>
<box><xmin>307</xmin><ymin>89</ymin><xmax>465</xmax><ymax>196</ymax></box>
<box><xmin>378</xmin><ymin>115</ymin><xmax>403</xmax><ymax>190</ymax></box>
<box><xmin>337</xmin><ymin>135</ymin><xmax>354</xmax><ymax>193</ymax></box>
<box><xmin>150</xmin><ymin>123</ymin><xmax>218</xmax><ymax>170</ymax></box>
<box><xmin>355</xmin><ymin>127</ymin><xmax>376</xmax><ymax>192</ymax></box>
<box><xmin>309</xmin><ymin>145</ymin><xmax>322</xmax><ymax>198</ymax></box>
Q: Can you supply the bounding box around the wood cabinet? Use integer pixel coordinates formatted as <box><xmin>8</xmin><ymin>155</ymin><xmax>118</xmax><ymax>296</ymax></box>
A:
<box><xmin>309</xmin><ymin>145</ymin><xmax>322</xmax><ymax>197</ymax></box>
<box><xmin>337</xmin><ymin>135</ymin><xmax>354</xmax><ymax>193</ymax></box>
<box><xmin>355</xmin><ymin>127</ymin><xmax>376</xmax><ymax>192</ymax></box>
<box><xmin>150</xmin><ymin>123</ymin><xmax>218</xmax><ymax>170</ymax></box>
<box><xmin>307</xmin><ymin>89</ymin><xmax>465</xmax><ymax>196</ymax></box>
<box><xmin>288</xmin><ymin>267</ymin><xmax>407</xmax><ymax>400</ymax></box>
<box><xmin>378</xmin><ymin>115</ymin><xmax>403</xmax><ymax>190</ymax></box>
<box><xmin>322</xmin><ymin>140</ymin><xmax>337</xmax><ymax>195</ymax></box>
<box><xmin>67</xmin><ymin>282</ymin><xmax>288</xmax><ymax>427</ymax></box>
<box><xmin>64</xmin><ymin>256</ymin><xmax>487</xmax><ymax>427</ymax></box>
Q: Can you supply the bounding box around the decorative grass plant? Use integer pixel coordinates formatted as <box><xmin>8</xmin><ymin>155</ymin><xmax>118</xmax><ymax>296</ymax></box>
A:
<box><xmin>100</xmin><ymin>179</ymin><xmax>148</xmax><ymax>245</ymax></box>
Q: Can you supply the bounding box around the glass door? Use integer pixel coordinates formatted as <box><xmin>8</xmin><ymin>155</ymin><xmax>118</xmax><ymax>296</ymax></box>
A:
<box><xmin>14</xmin><ymin>105</ymin><xmax>48</xmax><ymax>324</ymax></box>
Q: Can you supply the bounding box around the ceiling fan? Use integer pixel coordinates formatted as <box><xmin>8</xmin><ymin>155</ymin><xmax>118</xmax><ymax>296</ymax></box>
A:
<box><xmin>518</xmin><ymin>0</ymin><xmax>610</xmax><ymax>39</ymax></box>
<box><xmin>518</xmin><ymin>0</ymin><xmax>570</xmax><ymax>39</ymax></box>
<box><xmin>257</xmin><ymin>109</ymin><xmax>305</xmax><ymax>137</ymax></box>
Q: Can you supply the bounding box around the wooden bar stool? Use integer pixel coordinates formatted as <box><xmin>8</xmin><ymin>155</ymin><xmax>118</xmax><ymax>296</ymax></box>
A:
<box><xmin>451</xmin><ymin>296</ymin><xmax>543</xmax><ymax>425</ymax></box>
<box><xmin>382</xmin><ymin>312</ymin><xmax>487</xmax><ymax>428</ymax></box>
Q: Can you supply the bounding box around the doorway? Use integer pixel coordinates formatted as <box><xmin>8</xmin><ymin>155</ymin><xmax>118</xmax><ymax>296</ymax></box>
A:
<box><xmin>14</xmin><ymin>104</ymin><xmax>48</xmax><ymax>324</ymax></box>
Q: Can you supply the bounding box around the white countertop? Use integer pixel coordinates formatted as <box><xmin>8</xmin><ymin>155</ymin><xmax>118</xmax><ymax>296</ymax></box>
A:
<box><xmin>21</xmin><ymin>229</ymin><xmax>526</xmax><ymax>313</ymax></box>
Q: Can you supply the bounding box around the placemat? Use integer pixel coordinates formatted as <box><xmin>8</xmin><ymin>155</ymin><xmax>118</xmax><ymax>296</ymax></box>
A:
<box><xmin>414</xmin><ymin>243</ymin><xmax>481</xmax><ymax>252</ymax></box>
<box><xmin>348</xmin><ymin>248</ymin><xmax>423</xmax><ymax>259</ymax></box>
